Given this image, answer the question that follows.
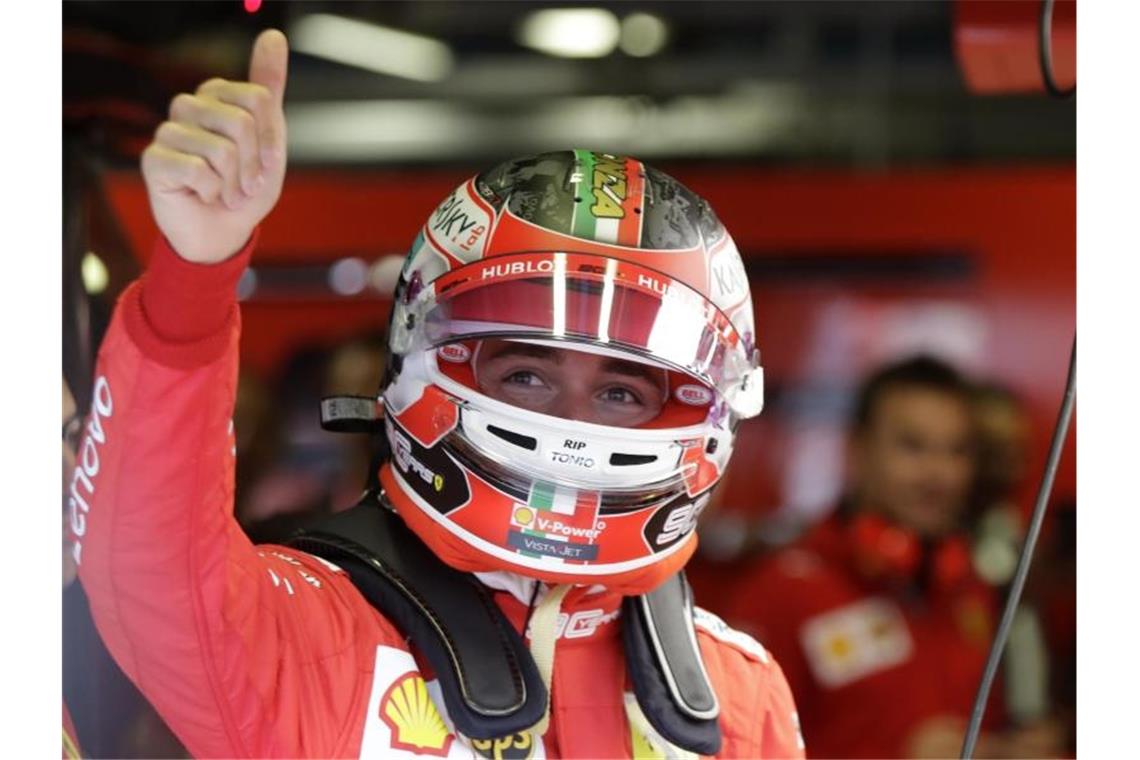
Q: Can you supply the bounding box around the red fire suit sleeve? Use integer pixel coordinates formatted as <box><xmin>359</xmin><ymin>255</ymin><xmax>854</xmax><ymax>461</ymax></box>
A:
<box><xmin>72</xmin><ymin>234</ymin><xmax>403</xmax><ymax>758</ymax></box>
<box><xmin>695</xmin><ymin>610</ymin><xmax>807</xmax><ymax>759</ymax></box>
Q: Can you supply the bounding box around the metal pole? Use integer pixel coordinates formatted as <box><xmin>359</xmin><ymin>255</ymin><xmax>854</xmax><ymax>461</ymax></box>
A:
<box><xmin>960</xmin><ymin>336</ymin><xmax>1076</xmax><ymax>758</ymax></box>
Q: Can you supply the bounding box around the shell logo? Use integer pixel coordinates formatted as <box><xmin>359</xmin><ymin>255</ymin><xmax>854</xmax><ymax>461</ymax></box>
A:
<box><xmin>379</xmin><ymin>672</ymin><xmax>454</xmax><ymax>756</ymax></box>
<box><xmin>513</xmin><ymin>507</ymin><xmax>535</xmax><ymax>526</ymax></box>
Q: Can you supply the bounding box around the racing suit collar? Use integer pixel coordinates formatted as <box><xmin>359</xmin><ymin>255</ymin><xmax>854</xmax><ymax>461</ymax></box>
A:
<box><xmin>475</xmin><ymin>570</ymin><xmax>623</xmax><ymax>642</ymax></box>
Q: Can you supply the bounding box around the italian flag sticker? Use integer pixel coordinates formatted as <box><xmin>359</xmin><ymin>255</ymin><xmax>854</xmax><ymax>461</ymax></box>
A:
<box><xmin>527</xmin><ymin>481</ymin><xmax>601</xmax><ymax>528</ymax></box>
<box><xmin>570</xmin><ymin>150</ymin><xmax>646</xmax><ymax>247</ymax></box>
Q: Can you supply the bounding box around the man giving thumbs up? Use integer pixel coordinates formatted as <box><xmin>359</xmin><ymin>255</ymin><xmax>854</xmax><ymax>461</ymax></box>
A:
<box><xmin>74</xmin><ymin>28</ymin><xmax>804</xmax><ymax>760</ymax></box>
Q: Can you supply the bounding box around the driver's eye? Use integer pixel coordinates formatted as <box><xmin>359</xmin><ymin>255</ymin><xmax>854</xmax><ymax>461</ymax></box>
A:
<box><xmin>600</xmin><ymin>387</ymin><xmax>641</xmax><ymax>405</ymax></box>
<box><xmin>504</xmin><ymin>370</ymin><xmax>546</xmax><ymax>387</ymax></box>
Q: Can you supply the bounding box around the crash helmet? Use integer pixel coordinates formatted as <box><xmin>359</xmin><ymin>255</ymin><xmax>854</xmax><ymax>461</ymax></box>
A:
<box><xmin>380</xmin><ymin>150</ymin><xmax>764</xmax><ymax>595</ymax></box>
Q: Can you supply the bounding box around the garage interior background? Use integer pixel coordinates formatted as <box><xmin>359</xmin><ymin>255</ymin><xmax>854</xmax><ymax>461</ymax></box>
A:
<box><xmin>64</xmin><ymin>0</ymin><xmax>1075</xmax><ymax>525</ymax></box>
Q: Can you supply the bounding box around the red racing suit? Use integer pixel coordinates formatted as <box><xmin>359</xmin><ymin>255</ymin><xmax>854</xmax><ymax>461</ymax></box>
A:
<box><xmin>71</xmin><ymin>233</ymin><xmax>805</xmax><ymax>759</ymax></box>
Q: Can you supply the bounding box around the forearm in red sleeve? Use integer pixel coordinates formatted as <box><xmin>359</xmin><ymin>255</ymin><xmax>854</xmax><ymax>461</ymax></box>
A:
<box><xmin>73</xmin><ymin>233</ymin><xmax>367</xmax><ymax>757</ymax></box>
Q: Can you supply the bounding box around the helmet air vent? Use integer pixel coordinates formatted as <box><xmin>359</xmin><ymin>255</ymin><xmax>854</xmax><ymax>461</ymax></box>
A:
<box><xmin>486</xmin><ymin>425</ymin><xmax>538</xmax><ymax>451</ymax></box>
<box><xmin>610</xmin><ymin>453</ymin><xmax>658</xmax><ymax>466</ymax></box>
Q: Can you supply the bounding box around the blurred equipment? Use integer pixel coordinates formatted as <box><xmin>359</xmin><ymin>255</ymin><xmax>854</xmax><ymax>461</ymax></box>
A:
<box><xmin>954</xmin><ymin>0</ymin><xmax>1075</xmax><ymax>95</ymax></box>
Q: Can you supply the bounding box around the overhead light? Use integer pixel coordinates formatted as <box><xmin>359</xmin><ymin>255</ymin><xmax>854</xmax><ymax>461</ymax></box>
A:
<box><xmin>237</xmin><ymin>269</ymin><xmax>258</xmax><ymax>301</ymax></box>
<box><xmin>620</xmin><ymin>13</ymin><xmax>668</xmax><ymax>57</ymax></box>
<box><xmin>287</xmin><ymin>100</ymin><xmax>468</xmax><ymax>161</ymax></box>
<box><xmin>329</xmin><ymin>257</ymin><xmax>369</xmax><ymax>296</ymax></box>
<box><xmin>369</xmin><ymin>255</ymin><xmax>405</xmax><ymax>296</ymax></box>
<box><xmin>518</xmin><ymin>8</ymin><xmax>620</xmax><ymax>59</ymax></box>
<box><xmin>81</xmin><ymin>252</ymin><xmax>108</xmax><ymax>294</ymax></box>
<box><xmin>291</xmin><ymin>13</ymin><xmax>454</xmax><ymax>82</ymax></box>
<box><xmin>287</xmin><ymin>90</ymin><xmax>807</xmax><ymax>162</ymax></box>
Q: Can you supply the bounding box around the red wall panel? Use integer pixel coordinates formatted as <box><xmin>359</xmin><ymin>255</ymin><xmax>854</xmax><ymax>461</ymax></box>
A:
<box><xmin>101</xmin><ymin>165</ymin><xmax>1075</xmax><ymax>514</ymax></box>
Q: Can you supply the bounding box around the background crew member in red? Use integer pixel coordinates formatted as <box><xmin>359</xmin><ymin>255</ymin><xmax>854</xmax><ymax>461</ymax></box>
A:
<box><xmin>71</xmin><ymin>29</ymin><xmax>805</xmax><ymax>758</ymax></box>
<box><xmin>725</xmin><ymin>356</ymin><xmax>1062</xmax><ymax>759</ymax></box>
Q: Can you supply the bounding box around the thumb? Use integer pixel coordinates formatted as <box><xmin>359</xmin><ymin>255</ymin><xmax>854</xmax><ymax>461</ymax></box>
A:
<box><xmin>249</xmin><ymin>28</ymin><xmax>288</xmax><ymax>107</ymax></box>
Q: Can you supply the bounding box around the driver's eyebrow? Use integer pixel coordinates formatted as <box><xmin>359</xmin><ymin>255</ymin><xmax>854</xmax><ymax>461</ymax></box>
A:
<box><xmin>600</xmin><ymin>358</ymin><xmax>667</xmax><ymax>388</ymax></box>
<box><xmin>485</xmin><ymin>343</ymin><xmax>564</xmax><ymax>364</ymax></box>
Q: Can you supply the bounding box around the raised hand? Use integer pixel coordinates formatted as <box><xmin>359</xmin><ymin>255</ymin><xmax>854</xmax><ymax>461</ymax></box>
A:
<box><xmin>141</xmin><ymin>29</ymin><xmax>289</xmax><ymax>263</ymax></box>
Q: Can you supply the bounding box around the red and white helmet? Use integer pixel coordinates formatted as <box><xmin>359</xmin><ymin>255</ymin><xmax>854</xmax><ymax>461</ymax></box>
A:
<box><xmin>380</xmin><ymin>150</ymin><xmax>763</xmax><ymax>595</ymax></box>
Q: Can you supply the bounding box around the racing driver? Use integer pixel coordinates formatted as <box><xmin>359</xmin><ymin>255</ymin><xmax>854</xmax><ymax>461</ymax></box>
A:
<box><xmin>71</xmin><ymin>30</ymin><xmax>804</xmax><ymax>758</ymax></box>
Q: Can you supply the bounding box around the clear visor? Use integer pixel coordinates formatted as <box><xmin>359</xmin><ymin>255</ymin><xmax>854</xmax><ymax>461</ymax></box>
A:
<box><xmin>395</xmin><ymin>252</ymin><xmax>760</xmax><ymax>413</ymax></box>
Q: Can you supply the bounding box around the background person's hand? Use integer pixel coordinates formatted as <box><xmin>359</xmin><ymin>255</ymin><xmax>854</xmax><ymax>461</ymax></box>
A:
<box><xmin>141</xmin><ymin>29</ymin><xmax>288</xmax><ymax>264</ymax></box>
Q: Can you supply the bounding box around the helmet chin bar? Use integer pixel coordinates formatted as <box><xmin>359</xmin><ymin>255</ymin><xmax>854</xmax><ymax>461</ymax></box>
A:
<box><xmin>445</xmin><ymin>405</ymin><xmax>696</xmax><ymax>512</ymax></box>
<box><xmin>445</xmin><ymin>428</ymin><xmax>688</xmax><ymax>513</ymax></box>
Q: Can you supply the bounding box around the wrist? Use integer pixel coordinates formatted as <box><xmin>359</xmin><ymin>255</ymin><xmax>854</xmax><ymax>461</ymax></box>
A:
<box><xmin>171</xmin><ymin>230</ymin><xmax>256</xmax><ymax>265</ymax></box>
<box><xmin>140</xmin><ymin>228</ymin><xmax>258</xmax><ymax>343</ymax></box>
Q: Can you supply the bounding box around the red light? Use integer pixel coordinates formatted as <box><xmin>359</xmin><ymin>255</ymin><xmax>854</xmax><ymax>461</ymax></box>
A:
<box><xmin>244</xmin><ymin>0</ymin><xmax>262</xmax><ymax>13</ymax></box>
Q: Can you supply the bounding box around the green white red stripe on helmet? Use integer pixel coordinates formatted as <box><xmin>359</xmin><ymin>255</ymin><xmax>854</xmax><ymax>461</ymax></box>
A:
<box><xmin>570</xmin><ymin>150</ymin><xmax>646</xmax><ymax>247</ymax></box>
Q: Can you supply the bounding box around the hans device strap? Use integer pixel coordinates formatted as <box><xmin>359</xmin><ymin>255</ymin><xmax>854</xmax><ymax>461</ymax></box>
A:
<box><xmin>289</xmin><ymin>499</ymin><xmax>546</xmax><ymax>740</ymax></box>
<box><xmin>624</xmin><ymin>575</ymin><xmax>721</xmax><ymax>753</ymax></box>
<box><xmin>289</xmin><ymin>488</ymin><xmax>722</xmax><ymax>752</ymax></box>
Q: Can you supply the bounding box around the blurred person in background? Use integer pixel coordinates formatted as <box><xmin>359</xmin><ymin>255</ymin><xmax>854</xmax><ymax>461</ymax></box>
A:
<box><xmin>970</xmin><ymin>384</ymin><xmax>1073</xmax><ymax>754</ymax></box>
<box><xmin>969</xmin><ymin>383</ymin><xmax>1036</xmax><ymax>595</ymax></box>
<box><xmin>970</xmin><ymin>385</ymin><xmax>1053</xmax><ymax>731</ymax></box>
<box><xmin>1034</xmin><ymin>502</ymin><xmax>1076</xmax><ymax>755</ymax></box>
<box><xmin>71</xmin><ymin>30</ymin><xmax>804</xmax><ymax>759</ymax></box>
<box><xmin>235</xmin><ymin>347</ymin><xmax>332</xmax><ymax>541</ymax></box>
<box><xmin>724</xmin><ymin>356</ymin><xmax>1063</xmax><ymax>758</ymax></box>
<box><xmin>236</xmin><ymin>336</ymin><xmax>385</xmax><ymax>544</ymax></box>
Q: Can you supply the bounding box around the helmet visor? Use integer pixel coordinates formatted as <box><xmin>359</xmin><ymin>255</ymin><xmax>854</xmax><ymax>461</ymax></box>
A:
<box><xmin>399</xmin><ymin>251</ymin><xmax>759</xmax><ymax>412</ymax></box>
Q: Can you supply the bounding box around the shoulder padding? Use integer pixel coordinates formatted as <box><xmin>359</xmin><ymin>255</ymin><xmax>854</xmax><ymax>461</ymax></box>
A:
<box><xmin>289</xmin><ymin>498</ymin><xmax>547</xmax><ymax>740</ymax></box>
<box><xmin>692</xmin><ymin>606</ymin><xmax>771</xmax><ymax>664</ymax></box>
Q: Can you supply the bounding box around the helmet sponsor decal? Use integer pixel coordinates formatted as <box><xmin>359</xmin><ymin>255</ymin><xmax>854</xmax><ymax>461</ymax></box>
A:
<box><xmin>569</xmin><ymin>150</ymin><xmax>646</xmax><ymax>246</ymax></box>
<box><xmin>675</xmin><ymin>383</ymin><xmax>713</xmax><ymax>406</ymax></box>
<box><xmin>642</xmin><ymin>493</ymin><xmax>709</xmax><ymax>552</ymax></box>
<box><xmin>437</xmin><ymin>343</ymin><xmax>472</xmax><ymax>363</ymax></box>
<box><xmin>707</xmin><ymin>236</ymin><xmax>750</xmax><ymax>313</ymax></box>
<box><xmin>426</xmin><ymin>180</ymin><xmax>493</xmax><ymax>265</ymax></box>
<box><xmin>379</xmin><ymin>671</ymin><xmax>454</xmax><ymax>757</ymax></box>
<box><xmin>507</xmin><ymin>482</ymin><xmax>604</xmax><ymax>563</ymax></box>
<box><xmin>388</xmin><ymin>418</ymin><xmax>471</xmax><ymax>514</ymax></box>
<box><xmin>480</xmin><ymin>258</ymin><xmax>556</xmax><ymax>280</ymax></box>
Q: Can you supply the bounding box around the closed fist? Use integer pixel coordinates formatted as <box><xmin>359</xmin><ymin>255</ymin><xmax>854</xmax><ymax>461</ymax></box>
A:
<box><xmin>142</xmin><ymin>29</ymin><xmax>288</xmax><ymax>263</ymax></box>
